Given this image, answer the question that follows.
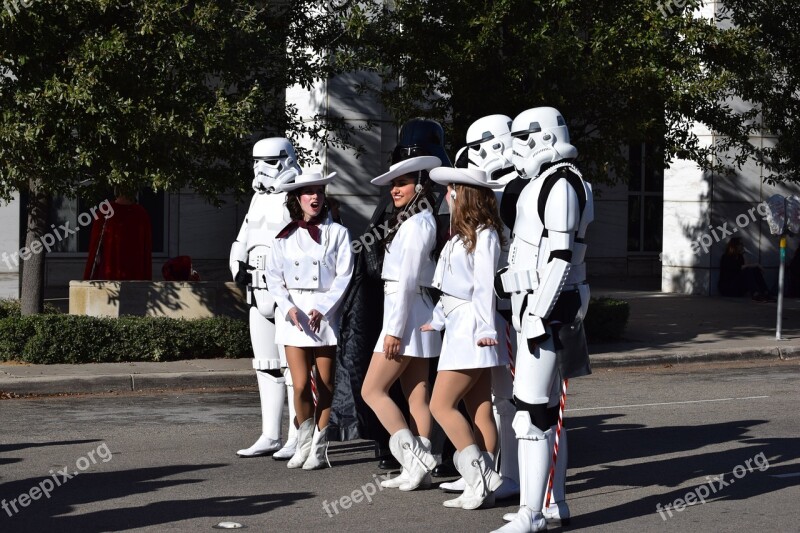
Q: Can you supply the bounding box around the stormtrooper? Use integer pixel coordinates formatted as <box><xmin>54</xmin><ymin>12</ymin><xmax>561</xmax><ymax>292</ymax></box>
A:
<box><xmin>440</xmin><ymin>115</ymin><xmax>520</xmax><ymax>501</ymax></box>
<box><xmin>492</xmin><ymin>107</ymin><xmax>593</xmax><ymax>533</ymax></box>
<box><xmin>230</xmin><ymin>137</ymin><xmax>302</xmax><ymax>459</ymax></box>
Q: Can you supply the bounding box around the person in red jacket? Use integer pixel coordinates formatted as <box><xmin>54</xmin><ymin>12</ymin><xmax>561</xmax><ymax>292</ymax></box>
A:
<box><xmin>83</xmin><ymin>192</ymin><xmax>152</xmax><ymax>281</ymax></box>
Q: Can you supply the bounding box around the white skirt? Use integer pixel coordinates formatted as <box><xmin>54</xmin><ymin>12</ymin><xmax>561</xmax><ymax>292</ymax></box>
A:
<box><xmin>438</xmin><ymin>303</ymin><xmax>505</xmax><ymax>371</ymax></box>
<box><xmin>275</xmin><ymin>289</ymin><xmax>339</xmax><ymax>347</ymax></box>
<box><xmin>374</xmin><ymin>291</ymin><xmax>442</xmax><ymax>358</ymax></box>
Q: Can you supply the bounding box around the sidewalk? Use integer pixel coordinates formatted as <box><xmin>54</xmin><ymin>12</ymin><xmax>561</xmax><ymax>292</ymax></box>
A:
<box><xmin>1</xmin><ymin>287</ymin><xmax>799</xmax><ymax>396</ymax></box>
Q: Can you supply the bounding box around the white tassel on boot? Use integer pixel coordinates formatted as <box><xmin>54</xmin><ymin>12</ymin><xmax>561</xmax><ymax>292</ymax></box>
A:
<box><xmin>445</xmin><ymin>446</ymin><xmax>502</xmax><ymax>510</ymax></box>
<box><xmin>237</xmin><ymin>371</ymin><xmax>284</xmax><ymax>457</ymax></box>
<box><xmin>286</xmin><ymin>418</ymin><xmax>314</xmax><ymax>469</ymax></box>
<box><xmin>388</xmin><ymin>429</ymin><xmax>436</xmax><ymax>491</ymax></box>
<box><xmin>273</xmin><ymin>368</ymin><xmax>298</xmax><ymax>461</ymax></box>
<box><xmin>302</xmin><ymin>425</ymin><xmax>331</xmax><ymax>470</ymax></box>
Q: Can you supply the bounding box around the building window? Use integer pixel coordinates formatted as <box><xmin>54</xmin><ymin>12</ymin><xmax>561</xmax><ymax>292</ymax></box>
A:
<box><xmin>627</xmin><ymin>142</ymin><xmax>663</xmax><ymax>253</ymax></box>
<box><xmin>47</xmin><ymin>189</ymin><xmax>167</xmax><ymax>255</ymax></box>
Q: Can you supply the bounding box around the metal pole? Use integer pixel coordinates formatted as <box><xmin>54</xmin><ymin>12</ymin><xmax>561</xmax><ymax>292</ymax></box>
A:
<box><xmin>777</xmin><ymin>234</ymin><xmax>786</xmax><ymax>340</ymax></box>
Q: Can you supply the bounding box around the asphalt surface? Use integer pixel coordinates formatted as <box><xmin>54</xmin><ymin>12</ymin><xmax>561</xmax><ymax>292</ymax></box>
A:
<box><xmin>1</xmin><ymin>359</ymin><xmax>798</xmax><ymax>532</ymax></box>
<box><xmin>2</xmin><ymin>288</ymin><xmax>799</xmax><ymax>396</ymax></box>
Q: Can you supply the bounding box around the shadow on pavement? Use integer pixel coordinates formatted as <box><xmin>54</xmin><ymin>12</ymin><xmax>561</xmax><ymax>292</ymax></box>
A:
<box><xmin>566</xmin><ymin>413</ymin><xmax>800</xmax><ymax>529</ymax></box>
<box><xmin>0</xmin><ymin>463</ymin><xmax>314</xmax><ymax>531</ymax></box>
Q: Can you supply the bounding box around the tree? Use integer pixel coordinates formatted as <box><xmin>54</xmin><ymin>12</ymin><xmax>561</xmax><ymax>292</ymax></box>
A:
<box><xmin>0</xmin><ymin>0</ymin><xmax>347</xmax><ymax>314</ymax></box>
<box><xmin>717</xmin><ymin>0</ymin><xmax>800</xmax><ymax>183</ymax></box>
<box><xmin>333</xmin><ymin>0</ymin><xmax>769</xmax><ymax>185</ymax></box>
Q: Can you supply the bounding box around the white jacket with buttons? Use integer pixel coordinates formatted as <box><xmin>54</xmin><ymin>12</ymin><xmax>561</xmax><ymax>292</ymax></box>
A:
<box><xmin>265</xmin><ymin>220</ymin><xmax>354</xmax><ymax>319</ymax></box>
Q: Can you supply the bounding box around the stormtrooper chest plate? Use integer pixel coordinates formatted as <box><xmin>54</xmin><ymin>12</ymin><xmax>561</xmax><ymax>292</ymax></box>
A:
<box><xmin>245</xmin><ymin>192</ymin><xmax>289</xmax><ymax>250</ymax></box>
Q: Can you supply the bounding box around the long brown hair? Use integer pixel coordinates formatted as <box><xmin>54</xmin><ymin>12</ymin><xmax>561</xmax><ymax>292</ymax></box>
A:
<box><xmin>450</xmin><ymin>184</ymin><xmax>506</xmax><ymax>254</ymax></box>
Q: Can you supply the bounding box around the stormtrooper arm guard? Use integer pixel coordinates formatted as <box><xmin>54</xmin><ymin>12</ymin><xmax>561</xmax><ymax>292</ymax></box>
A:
<box><xmin>521</xmin><ymin>257</ymin><xmax>570</xmax><ymax>341</ymax></box>
<box><xmin>230</xmin><ymin>239</ymin><xmax>248</xmax><ymax>281</ymax></box>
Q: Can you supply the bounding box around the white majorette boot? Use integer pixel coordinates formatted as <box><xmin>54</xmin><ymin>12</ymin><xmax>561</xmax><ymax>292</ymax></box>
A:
<box><xmin>272</xmin><ymin>367</ymin><xmax>298</xmax><ymax>461</ymax></box>
<box><xmin>380</xmin><ymin>468</ymin><xmax>410</xmax><ymax>489</ymax></box>
<box><xmin>494</xmin><ymin>397</ymin><xmax>521</xmax><ymax>500</ymax></box>
<box><xmin>491</xmin><ymin>412</ymin><xmax>549</xmax><ymax>533</ymax></box>
<box><xmin>439</xmin><ymin>476</ymin><xmax>466</xmax><ymax>493</ymax></box>
<box><xmin>286</xmin><ymin>418</ymin><xmax>314</xmax><ymax>469</ymax></box>
<box><xmin>302</xmin><ymin>425</ymin><xmax>331</xmax><ymax>470</ymax></box>
<box><xmin>237</xmin><ymin>371</ymin><xmax>284</xmax><ymax>457</ymax></box>
<box><xmin>388</xmin><ymin>429</ymin><xmax>436</xmax><ymax>491</ymax></box>
<box><xmin>542</xmin><ymin>426</ymin><xmax>570</xmax><ymax>524</ymax></box>
<box><xmin>445</xmin><ymin>446</ymin><xmax>502</xmax><ymax>510</ymax></box>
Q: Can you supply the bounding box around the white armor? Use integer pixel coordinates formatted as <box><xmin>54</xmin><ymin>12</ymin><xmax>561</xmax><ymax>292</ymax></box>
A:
<box><xmin>492</xmin><ymin>108</ymin><xmax>593</xmax><ymax>533</ymax></box>
<box><xmin>230</xmin><ymin>138</ymin><xmax>300</xmax><ymax>458</ymax></box>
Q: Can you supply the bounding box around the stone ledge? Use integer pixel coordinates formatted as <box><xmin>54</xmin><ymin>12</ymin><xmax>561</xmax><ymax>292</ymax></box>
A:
<box><xmin>69</xmin><ymin>281</ymin><xmax>247</xmax><ymax>319</ymax></box>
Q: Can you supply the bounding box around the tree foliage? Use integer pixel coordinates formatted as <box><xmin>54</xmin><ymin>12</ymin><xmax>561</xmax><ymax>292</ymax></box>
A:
<box><xmin>0</xmin><ymin>0</ymin><xmax>347</xmax><ymax>313</ymax></box>
<box><xmin>718</xmin><ymin>0</ymin><xmax>800</xmax><ymax>183</ymax></box>
<box><xmin>333</xmin><ymin>0</ymin><xmax>786</xmax><ymax>185</ymax></box>
<box><xmin>0</xmin><ymin>0</ymin><xmax>348</xmax><ymax>202</ymax></box>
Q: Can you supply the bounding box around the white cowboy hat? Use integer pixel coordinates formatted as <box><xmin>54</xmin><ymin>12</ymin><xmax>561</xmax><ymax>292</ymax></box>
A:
<box><xmin>429</xmin><ymin>167</ymin><xmax>504</xmax><ymax>189</ymax></box>
<box><xmin>281</xmin><ymin>171</ymin><xmax>337</xmax><ymax>192</ymax></box>
<box><xmin>370</xmin><ymin>155</ymin><xmax>442</xmax><ymax>186</ymax></box>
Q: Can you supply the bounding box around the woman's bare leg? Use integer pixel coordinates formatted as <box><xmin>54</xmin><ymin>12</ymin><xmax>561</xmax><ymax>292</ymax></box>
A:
<box><xmin>285</xmin><ymin>346</ymin><xmax>314</xmax><ymax>424</ymax></box>
<box><xmin>430</xmin><ymin>369</ymin><xmax>481</xmax><ymax>451</ymax></box>
<box><xmin>399</xmin><ymin>357</ymin><xmax>432</xmax><ymax>438</ymax></box>
<box><xmin>362</xmin><ymin>353</ymin><xmax>411</xmax><ymax>435</ymax></box>
<box><xmin>462</xmin><ymin>369</ymin><xmax>497</xmax><ymax>453</ymax></box>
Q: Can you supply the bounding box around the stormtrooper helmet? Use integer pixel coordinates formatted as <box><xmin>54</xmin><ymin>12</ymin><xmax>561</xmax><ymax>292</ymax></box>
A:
<box><xmin>454</xmin><ymin>114</ymin><xmax>516</xmax><ymax>183</ymax></box>
<box><xmin>252</xmin><ymin>137</ymin><xmax>301</xmax><ymax>193</ymax></box>
<box><xmin>510</xmin><ymin>107</ymin><xmax>577</xmax><ymax>179</ymax></box>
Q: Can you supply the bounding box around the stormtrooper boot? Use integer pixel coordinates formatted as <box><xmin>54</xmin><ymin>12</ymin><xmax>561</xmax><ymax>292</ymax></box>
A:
<box><xmin>494</xmin><ymin>397</ymin><xmax>521</xmax><ymax>500</ymax></box>
<box><xmin>286</xmin><ymin>418</ymin><xmax>314</xmax><ymax>469</ymax></box>
<box><xmin>302</xmin><ymin>424</ymin><xmax>331</xmax><ymax>470</ymax></box>
<box><xmin>237</xmin><ymin>371</ymin><xmax>284</xmax><ymax>457</ymax></box>
<box><xmin>491</xmin><ymin>412</ymin><xmax>549</xmax><ymax>533</ymax></box>
<box><xmin>273</xmin><ymin>368</ymin><xmax>298</xmax><ymax>461</ymax></box>
<box><xmin>388</xmin><ymin>429</ymin><xmax>436</xmax><ymax>491</ymax></box>
<box><xmin>542</xmin><ymin>426</ymin><xmax>570</xmax><ymax>524</ymax></box>
<box><xmin>444</xmin><ymin>445</ymin><xmax>502</xmax><ymax>510</ymax></box>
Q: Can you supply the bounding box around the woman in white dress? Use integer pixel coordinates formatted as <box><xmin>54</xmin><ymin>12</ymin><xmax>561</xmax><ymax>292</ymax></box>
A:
<box><xmin>423</xmin><ymin>167</ymin><xmax>507</xmax><ymax>509</ymax></box>
<box><xmin>361</xmin><ymin>155</ymin><xmax>444</xmax><ymax>491</ymax></box>
<box><xmin>265</xmin><ymin>172</ymin><xmax>354</xmax><ymax>470</ymax></box>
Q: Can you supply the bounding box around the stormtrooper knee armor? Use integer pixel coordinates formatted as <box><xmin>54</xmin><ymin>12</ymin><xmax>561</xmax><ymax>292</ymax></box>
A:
<box><xmin>231</xmin><ymin>138</ymin><xmax>301</xmax><ymax>457</ymax></box>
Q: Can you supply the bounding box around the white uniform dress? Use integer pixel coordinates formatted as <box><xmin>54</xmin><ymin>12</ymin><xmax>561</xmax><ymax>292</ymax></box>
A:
<box><xmin>373</xmin><ymin>209</ymin><xmax>442</xmax><ymax>358</ymax></box>
<box><xmin>430</xmin><ymin>227</ymin><xmax>506</xmax><ymax>370</ymax></box>
<box><xmin>266</xmin><ymin>220</ymin><xmax>354</xmax><ymax>347</ymax></box>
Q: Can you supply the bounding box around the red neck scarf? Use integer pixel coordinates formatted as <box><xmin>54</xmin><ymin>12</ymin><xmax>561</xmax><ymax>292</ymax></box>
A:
<box><xmin>276</xmin><ymin>217</ymin><xmax>322</xmax><ymax>243</ymax></box>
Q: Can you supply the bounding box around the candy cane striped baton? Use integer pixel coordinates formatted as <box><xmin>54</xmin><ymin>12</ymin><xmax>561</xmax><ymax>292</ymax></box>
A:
<box><xmin>506</xmin><ymin>320</ymin><xmax>515</xmax><ymax>377</ymax></box>
<box><xmin>310</xmin><ymin>367</ymin><xmax>318</xmax><ymax>408</ymax></box>
<box><xmin>545</xmin><ymin>378</ymin><xmax>568</xmax><ymax>508</ymax></box>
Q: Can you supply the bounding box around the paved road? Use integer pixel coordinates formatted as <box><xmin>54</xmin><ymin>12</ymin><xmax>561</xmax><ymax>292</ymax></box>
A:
<box><xmin>1</xmin><ymin>360</ymin><xmax>798</xmax><ymax>532</ymax></box>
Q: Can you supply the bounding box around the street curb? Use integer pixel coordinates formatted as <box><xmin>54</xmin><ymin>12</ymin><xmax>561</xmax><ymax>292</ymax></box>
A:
<box><xmin>1</xmin><ymin>346</ymin><xmax>798</xmax><ymax>396</ymax></box>
<box><xmin>590</xmin><ymin>344</ymin><xmax>800</xmax><ymax>368</ymax></box>
<box><xmin>0</xmin><ymin>371</ymin><xmax>253</xmax><ymax>396</ymax></box>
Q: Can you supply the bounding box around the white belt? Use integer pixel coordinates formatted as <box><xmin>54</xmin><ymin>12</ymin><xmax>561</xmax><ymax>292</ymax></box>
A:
<box><xmin>440</xmin><ymin>294</ymin><xmax>469</xmax><ymax>317</ymax></box>
<box><xmin>289</xmin><ymin>288</ymin><xmax>321</xmax><ymax>295</ymax></box>
<box><xmin>384</xmin><ymin>280</ymin><xmax>423</xmax><ymax>295</ymax></box>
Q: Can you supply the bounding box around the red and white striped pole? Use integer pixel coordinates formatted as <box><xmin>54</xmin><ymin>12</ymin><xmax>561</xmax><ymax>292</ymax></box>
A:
<box><xmin>545</xmin><ymin>378</ymin><xmax>568</xmax><ymax>508</ymax></box>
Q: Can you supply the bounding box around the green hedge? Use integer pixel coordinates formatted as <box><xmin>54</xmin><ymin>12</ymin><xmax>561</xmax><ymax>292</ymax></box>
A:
<box><xmin>585</xmin><ymin>297</ymin><xmax>630</xmax><ymax>341</ymax></box>
<box><xmin>0</xmin><ymin>311</ymin><xmax>253</xmax><ymax>364</ymax></box>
